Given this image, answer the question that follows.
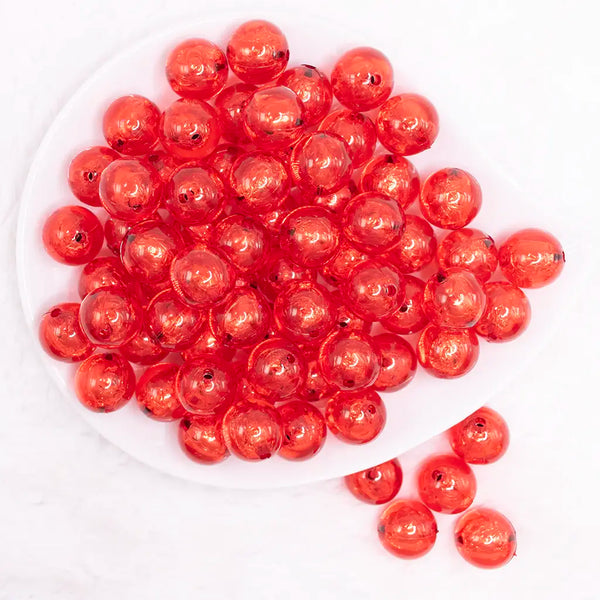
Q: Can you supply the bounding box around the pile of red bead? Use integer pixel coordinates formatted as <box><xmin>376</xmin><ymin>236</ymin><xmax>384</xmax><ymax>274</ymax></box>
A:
<box><xmin>39</xmin><ymin>19</ymin><xmax>565</xmax><ymax>466</ymax></box>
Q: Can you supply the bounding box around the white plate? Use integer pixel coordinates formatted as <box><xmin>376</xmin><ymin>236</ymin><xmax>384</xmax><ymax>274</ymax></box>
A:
<box><xmin>17</xmin><ymin>13</ymin><xmax>581</xmax><ymax>489</ymax></box>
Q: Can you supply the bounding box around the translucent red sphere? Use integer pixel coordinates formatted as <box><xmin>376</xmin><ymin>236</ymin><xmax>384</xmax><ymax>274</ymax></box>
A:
<box><xmin>39</xmin><ymin>303</ymin><xmax>95</xmax><ymax>362</ymax></box>
<box><xmin>120</xmin><ymin>325</ymin><xmax>169</xmax><ymax>366</ymax></box>
<box><xmin>136</xmin><ymin>363</ymin><xmax>185</xmax><ymax>421</ymax></box>
<box><xmin>345</xmin><ymin>459</ymin><xmax>403</xmax><ymax>504</ymax></box>
<box><xmin>214</xmin><ymin>84</ymin><xmax>257</xmax><ymax>144</ymax></box>
<box><xmin>279</xmin><ymin>65</ymin><xmax>332</xmax><ymax>126</ymax></box>
<box><xmin>381</xmin><ymin>275</ymin><xmax>428</xmax><ymax>334</ymax></box>
<box><xmin>179</xmin><ymin>413</ymin><xmax>229</xmax><ymax>463</ymax></box>
<box><xmin>68</xmin><ymin>146</ymin><xmax>119</xmax><ymax>207</ymax></box>
<box><xmin>384</xmin><ymin>214</ymin><xmax>436</xmax><ymax>274</ymax></box>
<box><xmin>78</xmin><ymin>256</ymin><xmax>131</xmax><ymax>298</ymax></box>
<box><xmin>278</xmin><ymin>400</ymin><xmax>327</xmax><ymax>460</ymax></box>
<box><xmin>321</xmin><ymin>241</ymin><xmax>368</xmax><ymax>287</ymax></box>
<box><xmin>259</xmin><ymin>252</ymin><xmax>315</xmax><ymax>300</ymax></box>
<box><xmin>104</xmin><ymin>217</ymin><xmax>131</xmax><ymax>255</ymax></box>
<box><xmin>372</xmin><ymin>333</ymin><xmax>417</xmax><ymax>391</ymax></box>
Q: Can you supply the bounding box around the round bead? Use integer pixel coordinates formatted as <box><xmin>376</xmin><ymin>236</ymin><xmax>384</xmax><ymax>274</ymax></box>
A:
<box><xmin>381</xmin><ymin>275</ymin><xmax>428</xmax><ymax>335</ymax></box>
<box><xmin>259</xmin><ymin>253</ymin><xmax>315</xmax><ymax>300</ymax></box>
<box><xmin>438</xmin><ymin>228</ymin><xmax>498</xmax><ymax>283</ymax></box>
<box><xmin>99</xmin><ymin>159</ymin><xmax>162</xmax><ymax>222</ymax></box>
<box><xmin>68</xmin><ymin>146</ymin><xmax>120</xmax><ymax>207</ymax></box>
<box><xmin>159</xmin><ymin>98</ymin><xmax>221</xmax><ymax>161</ymax></box>
<box><xmin>420</xmin><ymin>168</ymin><xmax>482</xmax><ymax>230</ymax></box>
<box><xmin>226</xmin><ymin>20</ymin><xmax>289</xmax><ymax>84</ymax></box>
<box><xmin>102</xmin><ymin>95</ymin><xmax>159</xmax><ymax>155</ymax></box>
<box><xmin>120</xmin><ymin>325</ymin><xmax>168</xmax><ymax>366</ymax></box>
<box><xmin>417</xmin><ymin>324</ymin><xmax>479</xmax><ymax>378</ymax></box>
<box><xmin>318</xmin><ymin>331</ymin><xmax>381</xmax><ymax>391</ymax></box>
<box><xmin>300</xmin><ymin>356</ymin><xmax>334</xmax><ymax>403</ymax></box>
<box><xmin>423</xmin><ymin>270</ymin><xmax>487</xmax><ymax>329</ymax></box>
<box><xmin>343</xmin><ymin>192</ymin><xmax>405</xmax><ymax>254</ymax></box>
<box><xmin>417</xmin><ymin>454</ymin><xmax>476</xmax><ymax>514</ymax></box>
<box><xmin>325</xmin><ymin>388</ymin><xmax>386</xmax><ymax>444</ymax></box>
<box><xmin>331</xmin><ymin>47</ymin><xmax>393</xmax><ymax>111</ymax></box>
<box><xmin>180</xmin><ymin>321</ymin><xmax>236</xmax><ymax>362</ymax></box>
<box><xmin>372</xmin><ymin>333</ymin><xmax>416</xmax><ymax>391</ymax></box>
<box><xmin>454</xmin><ymin>508</ymin><xmax>517</xmax><ymax>569</ymax></box>
<box><xmin>359</xmin><ymin>154</ymin><xmax>419</xmax><ymax>209</ymax></box>
<box><xmin>279</xmin><ymin>65</ymin><xmax>332</xmax><ymax>126</ymax></box>
<box><xmin>319</xmin><ymin>109</ymin><xmax>377</xmax><ymax>168</ymax></box>
<box><xmin>376</xmin><ymin>94</ymin><xmax>439</xmax><ymax>156</ymax></box>
<box><xmin>146</xmin><ymin>148</ymin><xmax>180</xmax><ymax>183</ymax></box>
<box><xmin>170</xmin><ymin>247</ymin><xmax>236</xmax><ymax>308</ymax></box>
<box><xmin>136</xmin><ymin>363</ymin><xmax>185</xmax><ymax>421</ymax></box>
<box><xmin>343</xmin><ymin>259</ymin><xmax>405</xmax><ymax>321</ymax></box>
<box><xmin>280</xmin><ymin>206</ymin><xmax>340</xmax><ymax>267</ymax></box>
<box><xmin>42</xmin><ymin>206</ymin><xmax>103</xmax><ymax>265</ymax></box>
<box><xmin>243</xmin><ymin>85</ymin><xmax>305</xmax><ymax>149</ymax></box>
<box><xmin>39</xmin><ymin>302</ymin><xmax>95</xmax><ymax>362</ymax></box>
<box><xmin>214</xmin><ymin>84</ymin><xmax>257</xmax><ymax>144</ymax></box>
<box><xmin>104</xmin><ymin>217</ymin><xmax>131</xmax><ymax>256</ymax></box>
<box><xmin>78</xmin><ymin>256</ymin><xmax>130</xmax><ymax>298</ymax></box>
<box><xmin>311</xmin><ymin>181</ymin><xmax>357</xmax><ymax>215</ymax></box>
<box><xmin>166</xmin><ymin>38</ymin><xmax>227</xmax><ymax>99</ymax></box>
<box><xmin>449</xmin><ymin>407</ymin><xmax>510</xmax><ymax>464</ymax></box>
<box><xmin>278</xmin><ymin>400</ymin><xmax>327</xmax><ymax>460</ymax></box>
<box><xmin>79</xmin><ymin>286</ymin><xmax>142</xmax><ymax>348</ymax></box>
<box><xmin>378</xmin><ymin>500</ymin><xmax>437</xmax><ymax>559</ymax></box>
<box><xmin>332</xmin><ymin>296</ymin><xmax>372</xmax><ymax>334</ymax></box>
<box><xmin>204</xmin><ymin>144</ymin><xmax>244</xmax><ymax>181</ymax></box>
<box><xmin>384</xmin><ymin>215</ymin><xmax>436</xmax><ymax>273</ymax></box>
<box><xmin>345</xmin><ymin>459</ymin><xmax>403</xmax><ymax>504</ymax></box>
<box><xmin>74</xmin><ymin>352</ymin><xmax>135</xmax><ymax>412</ymax></box>
<box><xmin>290</xmin><ymin>132</ymin><xmax>352</xmax><ymax>194</ymax></box>
<box><xmin>498</xmin><ymin>228</ymin><xmax>564</xmax><ymax>288</ymax></box>
<box><xmin>260</xmin><ymin>198</ymin><xmax>295</xmax><ymax>236</ymax></box>
<box><xmin>222</xmin><ymin>398</ymin><xmax>283</xmax><ymax>460</ymax></box>
<box><xmin>179</xmin><ymin>413</ymin><xmax>229</xmax><ymax>463</ymax></box>
<box><xmin>321</xmin><ymin>241</ymin><xmax>368</xmax><ymax>287</ymax></box>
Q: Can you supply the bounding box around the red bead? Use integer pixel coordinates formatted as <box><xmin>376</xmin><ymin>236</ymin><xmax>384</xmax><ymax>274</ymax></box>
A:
<box><xmin>222</xmin><ymin>398</ymin><xmax>283</xmax><ymax>460</ymax></box>
<box><xmin>423</xmin><ymin>270</ymin><xmax>487</xmax><ymax>329</ymax></box>
<box><xmin>166</xmin><ymin>38</ymin><xmax>227</xmax><ymax>99</ymax></box>
<box><xmin>146</xmin><ymin>147</ymin><xmax>181</xmax><ymax>183</ymax></box>
<box><xmin>475</xmin><ymin>281</ymin><xmax>531</xmax><ymax>342</ymax></box>
<box><xmin>120</xmin><ymin>324</ymin><xmax>169</xmax><ymax>365</ymax></box>
<box><xmin>331</xmin><ymin>47</ymin><xmax>393</xmax><ymax>111</ymax></box>
<box><xmin>209</xmin><ymin>286</ymin><xmax>271</xmax><ymax>348</ymax></box>
<box><xmin>120</xmin><ymin>220</ymin><xmax>183</xmax><ymax>284</ymax></box>
<box><xmin>159</xmin><ymin>98</ymin><xmax>221</xmax><ymax>161</ymax></box>
<box><xmin>68</xmin><ymin>146</ymin><xmax>120</xmax><ymax>207</ymax></box>
<box><xmin>99</xmin><ymin>159</ymin><xmax>162</xmax><ymax>222</ymax></box>
<box><xmin>449</xmin><ymin>407</ymin><xmax>510</xmax><ymax>464</ymax></box>
<box><xmin>311</xmin><ymin>181</ymin><xmax>357</xmax><ymax>215</ymax></box>
<box><xmin>372</xmin><ymin>333</ymin><xmax>417</xmax><ymax>391</ymax></box>
<box><xmin>376</xmin><ymin>94</ymin><xmax>439</xmax><ymax>156</ymax></box>
<box><xmin>136</xmin><ymin>363</ymin><xmax>185</xmax><ymax>421</ymax></box>
<box><xmin>332</xmin><ymin>295</ymin><xmax>373</xmax><ymax>334</ymax></box>
<box><xmin>259</xmin><ymin>197</ymin><xmax>295</xmax><ymax>235</ymax></box>
<box><xmin>243</xmin><ymin>85</ymin><xmax>305</xmax><ymax>149</ymax></box>
<box><xmin>104</xmin><ymin>217</ymin><xmax>131</xmax><ymax>255</ymax></box>
<box><xmin>273</xmin><ymin>280</ymin><xmax>335</xmax><ymax>344</ymax></box>
<box><xmin>259</xmin><ymin>253</ymin><xmax>315</xmax><ymax>300</ymax></box>
<box><xmin>279</xmin><ymin>65</ymin><xmax>332</xmax><ymax>126</ymax></box>
<box><xmin>78</xmin><ymin>256</ymin><xmax>130</xmax><ymax>298</ymax></box>
<box><xmin>318</xmin><ymin>331</ymin><xmax>381</xmax><ymax>391</ymax></box>
<box><xmin>359</xmin><ymin>154</ymin><xmax>420</xmax><ymax>209</ymax></box>
<box><xmin>278</xmin><ymin>400</ymin><xmax>327</xmax><ymax>460</ymax></box>
<box><xmin>247</xmin><ymin>338</ymin><xmax>306</xmax><ymax>400</ymax></box>
<box><xmin>454</xmin><ymin>508</ymin><xmax>517</xmax><ymax>569</ymax></box>
<box><xmin>325</xmin><ymin>388</ymin><xmax>386</xmax><ymax>444</ymax></box>
<box><xmin>319</xmin><ymin>109</ymin><xmax>377</xmax><ymax>168</ymax></box>
<box><xmin>145</xmin><ymin>288</ymin><xmax>204</xmax><ymax>351</ymax></box>
<box><xmin>498</xmin><ymin>228</ymin><xmax>564</xmax><ymax>288</ymax></box>
<box><xmin>300</xmin><ymin>356</ymin><xmax>334</xmax><ymax>402</ymax></box>
<box><xmin>345</xmin><ymin>459</ymin><xmax>403</xmax><ymax>504</ymax></box>
<box><xmin>290</xmin><ymin>132</ymin><xmax>352</xmax><ymax>194</ymax></box>
<box><xmin>180</xmin><ymin>321</ymin><xmax>235</xmax><ymax>362</ymax></box>
<box><xmin>170</xmin><ymin>247</ymin><xmax>235</xmax><ymax>308</ymax></box>
<box><xmin>343</xmin><ymin>259</ymin><xmax>405</xmax><ymax>321</ymax></box>
<box><xmin>74</xmin><ymin>352</ymin><xmax>135</xmax><ymax>412</ymax></box>
<box><xmin>178</xmin><ymin>413</ymin><xmax>229</xmax><ymax>463</ymax></box>
<box><xmin>343</xmin><ymin>192</ymin><xmax>405</xmax><ymax>254</ymax></box>
<box><xmin>420</xmin><ymin>168</ymin><xmax>482</xmax><ymax>230</ymax></box>
<box><xmin>321</xmin><ymin>240</ymin><xmax>368</xmax><ymax>287</ymax></box>
<box><xmin>229</xmin><ymin>151</ymin><xmax>290</xmax><ymax>213</ymax></box>
<box><xmin>39</xmin><ymin>302</ymin><xmax>95</xmax><ymax>362</ymax></box>
<box><xmin>384</xmin><ymin>214</ymin><xmax>436</xmax><ymax>273</ymax></box>
<box><xmin>42</xmin><ymin>206</ymin><xmax>103</xmax><ymax>265</ymax></box>
<box><xmin>204</xmin><ymin>144</ymin><xmax>244</xmax><ymax>182</ymax></box>
<box><xmin>417</xmin><ymin>454</ymin><xmax>476</xmax><ymax>514</ymax></box>
<box><xmin>226</xmin><ymin>20</ymin><xmax>289</xmax><ymax>84</ymax></box>
<box><xmin>417</xmin><ymin>324</ymin><xmax>479</xmax><ymax>378</ymax></box>
<box><xmin>381</xmin><ymin>275</ymin><xmax>428</xmax><ymax>334</ymax></box>
<box><xmin>214</xmin><ymin>84</ymin><xmax>257</xmax><ymax>144</ymax></box>
<box><xmin>165</xmin><ymin>162</ymin><xmax>225</xmax><ymax>225</ymax></box>
<box><xmin>378</xmin><ymin>500</ymin><xmax>437</xmax><ymax>559</ymax></box>
<box><xmin>280</xmin><ymin>206</ymin><xmax>340</xmax><ymax>268</ymax></box>
<box><xmin>102</xmin><ymin>95</ymin><xmax>160</xmax><ymax>155</ymax></box>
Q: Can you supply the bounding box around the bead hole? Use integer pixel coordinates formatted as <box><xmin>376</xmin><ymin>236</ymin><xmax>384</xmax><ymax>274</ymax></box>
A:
<box><xmin>203</xmin><ymin>370</ymin><xmax>213</xmax><ymax>380</ymax></box>
<box><xmin>50</xmin><ymin>308</ymin><xmax>61</xmax><ymax>318</ymax></box>
<box><xmin>398</xmin><ymin>305</ymin><xmax>409</xmax><ymax>313</ymax></box>
<box><xmin>369</xmin><ymin>74</ymin><xmax>382</xmax><ymax>85</ymax></box>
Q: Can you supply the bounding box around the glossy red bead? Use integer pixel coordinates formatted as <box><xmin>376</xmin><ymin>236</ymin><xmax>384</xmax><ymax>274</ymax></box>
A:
<box><xmin>178</xmin><ymin>413</ymin><xmax>229</xmax><ymax>463</ymax></box>
<box><xmin>300</xmin><ymin>356</ymin><xmax>334</xmax><ymax>403</ymax></box>
<box><xmin>78</xmin><ymin>256</ymin><xmax>130</xmax><ymax>298</ymax></box>
<box><xmin>332</xmin><ymin>295</ymin><xmax>372</xmax><ymax>335</ymax></box>
<box><xmin>74</xmin><ymin>352</ymin><xmax>135</xmax><ymax>412</ymax></box>
<box><xmin>120</xmin><ymin>324</ymin><xmax>169</xmax><ymax>366</ymax></box>
<box><xmin>321</xmin><ymin>240</ymin><xmax>368</xmax><ymax>287</ymax></box>
<box><xmin>42</xmin><ymin>205</ymin><xmax>103</xmax><ymax>265</ymax></box>
<box><xmin>384</xmin><ymin>214</ymin><xmax>436</xmax><ymax>274</ymax></box>
<box><xmin>213</xmin><ymin>84</ymin><xmax>257</xmax><ymax>144</ymax></box>
<box><xmin>279</xmin><ymin>65</ymin><xmax>332</xmax><ymax>126</ymax></box>
<box><xmin>136</xmin><ymin>363</ymin><xmax>185</xmax><ymax>421</ymax></box>
<box><xmin>325</xmin><ymin>388</ymin><xmax>386</xmax><ymax>444</ymax></box>
<box><xmin>498</xmin><ymin>228</ymin><xmax>564</xmax><ymax>288</ymax></box>
<box><xmin>259</xmin><ymin>253</ymin><xmax>315</xmax><ymax>300</ymax></box>
<box><xmin>381</xmin><ymin>275</ymin><xmax>428</xmax><ymax>335</ymax></box>
<box><xmin>420</xmin><ymin>168</ymin><xmax>482</xmax><ymax>230</ymax></box>
<box><xmin>376</xmin><ymin>94</ymin><xmax>439</xmax><ymax>156</ymax></box>
<box><xmin>417</xmin><ymin>324</ymin><xmax>479</xmax><ymax>378</ymax></box>
<box><xmin>104</xmin><ymin>217</ymin><xmax>131</xmax><ymax>255</ymax></box>
<box><xmin>311</xmin><ymin>181</ymin><xmax>357</xmax><ymax>215</ymax></box>
<box><xmin>331</xmin><ymin>47</ymin><xmax>393</xmax><ymax>111</ymax></box>
<box><xmin>102</xmin><ymin>95</ymin><xmax>160</xmax><ymax>155</ymax></box>
<box><xmin>278</xmin><ymin>400</ymin><xmax>327</xmax><ymax>460</ymax></box>
<box><xmin>378</xmin><ymin>500</ymin><xmax>438</xmax><ymax>559</ymax></box>
<box><xmin>359</xmin><ymin>154</ymin><xmax>419</xmax><ymax>209</ymax></box>
<box><xmin>68</xmin><ymin>146</ymin><xmax>120</xmax><ymax>207</ymax></box>
<box><xmin>204</xmin><ymin>144</ymin><xmax>245</xmax><ymax>182</ymax></box>
<box><xmin>39</xmin><ymin>302</ymin><xmax>95</xmax><ymax>362</ymax></box>
<box><xmin>180</xmin><ymin>321</ymin><xmax>235</xmax><ymax>362</ymax></box>
<box><xmin>345</xmin><ymin>459</ymin><xmax>403</xmax><ymax>504</ymax></box>
<box><xmin>372</xmin><ymin>333</ymin><xmax>417</xmax><ymax>391</ymax></box>
<box><xmin>454</xmin><ymin>508</ymin><xmax>517</xmax><ymax>569</ymax></box>
<box><xmin>449</xmin><ymin>407</ymin><xmax>510</xmax><ymax>464</ymax></box>
<box><xmin>146</xmin><ymin>147</ymin><xmax>181</xmax><ymax>183</ymax></box>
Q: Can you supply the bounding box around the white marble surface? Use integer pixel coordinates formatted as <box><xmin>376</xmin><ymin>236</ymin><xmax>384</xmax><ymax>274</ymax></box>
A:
<box><xmin>1</xmin><ymin>1</ymin><xmax>599</xmax><ymax>598</ymax></box>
